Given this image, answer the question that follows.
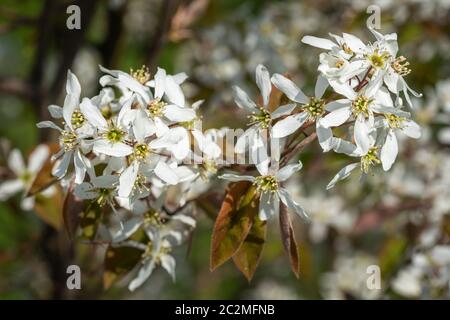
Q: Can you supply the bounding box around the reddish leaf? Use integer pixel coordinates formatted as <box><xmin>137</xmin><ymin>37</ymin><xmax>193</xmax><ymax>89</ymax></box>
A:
<box><xmin>210</xmin><ymin>181</ymin><xmax>257</xmax><ymax>271</ymax></box>
<box><xmin>79</xmin><ymin>202</ymin><xmax>102</xmax><ymax>240</ymax></box>
<box><xmin>232</xmin><ymin>212</ymin><xmax>266</xmax><ymax>281</ymax></box>
<box><xmin>62</xmin><ymin>184</ymin><xmax>85</xmax><ymax>239</ymax></box>
<box><xmin>279</xmin><ymin>203</ymin><xmax>300</xmax><ymax>278</ymax></box>
<box><xmin>33</xmin><ymin>186</ymin><xmax>63</xmax><ymax>230</ymax></box>
<box><xmin>27</xmin><ymin>143</ymin><xmax>60</xmax><ymax>196</ymax></box>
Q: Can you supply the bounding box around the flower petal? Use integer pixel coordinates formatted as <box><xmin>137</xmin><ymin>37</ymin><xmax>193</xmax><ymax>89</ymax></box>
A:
<box><xmin>320</xmin><ymin>106</ymin><xmax>351</xmax><ymax>128</ymax></box>
<box><xmin>128</xmin><ymin>259</ymin><xmax>156</xmax><ymax>291</ymax></box>
<box><xmin>271</xmin><ymin>74</ymin><xmax>308</xmax><ymax>104</ymax></box>
<box><xmin>278</xmin><ymin>188</ymin><xmax>308</xmax><ymax>219</ymax></box>
<box><xmin>272</xmin><ymin>112</ymin><xmax>308</xmax><ymax>138</ymax></box>
<box><xmin>381</xmin><ymin>130</ymin><xmax>398</xmax><ymax>171</ymax></box>
<box><xmin>232</xmin><ymin>86</ymin><xmax>257</xmax><ymax>112</ymax></box>
<box><xmin>326</xmin><ymin>162</ymin><xmax>359</xmax><ymax>190</ymax></box>
<box><xmin>255</xmin><ymin>64</ymin><xmax>272</xmax><ymax>106</ymax></box>
<box><xmin>301</xmin><ymin>35</ymin><xmax>337</xmax><ymax>50</ymax></box>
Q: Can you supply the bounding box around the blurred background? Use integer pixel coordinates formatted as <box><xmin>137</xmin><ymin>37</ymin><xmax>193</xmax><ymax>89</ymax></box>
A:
<box><xmin>0</xmin><ymin>0</ymin><xmax>449</xmax><ymax>299</ymax></box>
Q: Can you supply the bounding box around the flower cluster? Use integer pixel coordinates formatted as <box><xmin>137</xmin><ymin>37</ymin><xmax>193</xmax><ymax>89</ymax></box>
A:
<box><xmin>37</xmin><ymin>66</ymin><xmax>220</xmax><ymax>290</ymax></box>
<box><xmin>31</xmin><ymin>26</ymin><xmax>423</xmax><ymax>291</ymax></box>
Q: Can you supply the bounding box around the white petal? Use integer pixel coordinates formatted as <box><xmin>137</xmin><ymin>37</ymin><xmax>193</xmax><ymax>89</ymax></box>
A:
<box><xmin>119</xmin><ymin>161</ymin><xmax>139</xmax><ymax>197</ymax></box>
<box><xmin>235</xmin><ymin>127</ymin><xmax>255</xmax><ymax>153</ymax></box>
<box><xmin>117</xmin><ymin>73</ymin><xmax>150</xmax><ymax>104</ymax></box>
<box><xmin>278</xmin><ymin>188</ymin><xmax>308</xmax><ymax>219</ymax></box>
<box><xmin>128</xmin><ymin>259</ymin><xmax>156</xmax><ymax>291</ymax></box>
<box><xmin>333</xmin><ymin>138</ymin><xmax>358</xmax><ymax>155</ymax></box>
<box><xmin>48</xmin><ymin>105</ymin><xmax>63</xmax><ymax>118</ymax></box>
<box><xmin>134</xmin><ymin>109</ymin><xmax>155</xmax><ymax>142</ymax></box>
<box><xmin>316</xmin><ymin>122</ymin><xmax>335</xmax><ymax>152</ymax></box>
<box><xmin>163</xmin><ymin>104</ymin><xmax>196</xmax><ymax>122</ymax></box>
<box><xmin>172</xmin><ymin>72</ymin><xmax>188</xmax><ymax>84</ymax></box>
<box><xmin>74</xmin><ymin>151</ymin><xmax>87</xmax><ymax>184</ymax></box>
<box><xmin>401</xmin><ymin>120</ymin><xmax>421</xmax><ymax>139</ymax></box>
<box><xmin>232</xmin><ymin>86</ymin><xmax>257</xmax><ymax>112</ymax></box>
<box><xmin>0</xmin><ymin>179</ymin><xmax>24</xmax><ymax>200</ymax></box>
<box><xmin>28</xmin><ymin>145</ymin><xmax>49</xmax><ymax>173</ymax></box>
<box><xmin>320</xmin><ymin>106</ymin><xmax>351</xmax><ymax>128</ymax></box>
<box><xmin>354</xmin><ymin>118</ymin><xmax>370</xmax><ymax>154</ymax></box>
<box><xmin>315</xmin><ymin>74</ymin><xmax>328</xmax><ymax>99</ymax></box>
<box><xmin>62</xmin><ymin>94</ymin><xmax>78</xmax><ymax>130</ymax></box>
<box><xmin>154</xmin><ymin>161</ymin><xmax>178</xmax><ymax>185</ymax></box>
<box><xmin>276</xmin><ymin>162</ymin><xmax>303</xmax><ymax>181</ymax></box>
<box><xmin>52</xmin><ymin>151</ymin><xmax>72</xmax><ymax>179</ymax></box>
<box><xmin>301</xmin><ymin>35</ymin><xmax>337</xmax><ymax>50</ymax></box>
<box><xmin>160</xmin><ymin>254</ymin><xmax>176</xmax><ymax>281</ymax></box>
<box><xmin>80</xmin><ymin>98</ymin><xmax>107</xmax><ymax>129</ymax></box>
<box><xmin>8</xmin><ymin>149</ymin><xmax>25</xmax><ymax>176</ymax></box>
<box><xmin>93</xmin><ymin>140</ymin><xmax>133</xmax><ymax>157</ymax></box>
<box><xmin>112</xmin><ymin>216</ymin><xmax>143</xmax><ymax>243</ymax></box>
<box><xmin>381</xmin><ymin>130</ymin><xmax>398</xmax><ymax>171</ymax></box>
<box><xmin>154</xmin><ymin>67</ymin><xmax>166</xmax><ymax>99</ymax></box>
<box><xmin>271</xmin><ymin>74</ymin><xmax>308</xmax><ymax>104</ymax></box>
<box><xmin>259</xmin><ymin>192</ymin><xmax>279</xmax><ymax>221</ymax></box>
<box><xmin>342</xmin><ymin>33</ymin><xmax>366</xmax><ymax>53</ymax></box>
<box><xmin>36</xmin><ymin>121</ymin><xmax>62</xmax><ymax>131</ymax></box>
<box><xmin>66</xmin><ymin>70</ymin><xmax>81</xmax><ymax>98</ymax></box>
<box><xmin>272</xmin><ymin>112</ymin><xmax>308</xmax><ymax>138</ymax></box>
<box><xmin>219</xmin><ymin>173</ymin><xmax>255</xmax><ymax>182</ymax></box>
<box><xmin>271</xmin><ymin>103</ymin><xmax>297</xmax><ymax>119</ymax></box>
<box><xmin>164</xmin><ymin>75</ymin><xmax>185</xmax><ymax>107</ymax></box>
<box><xmin>326</xmin><ymin>163</ymin><xmax>359</xmax><ymax>190</ymax></box>
<box><xmin>255</xmin><ymin>64</ymin><xmax>272</xmax><ymax>106</ymax></box>
<box><xmin>172</xmin><ymin>214</ymin><xmax>196</xmax><ymax>227</ymax></box>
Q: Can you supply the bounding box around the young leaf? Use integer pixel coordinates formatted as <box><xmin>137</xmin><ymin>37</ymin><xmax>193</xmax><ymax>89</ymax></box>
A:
<box><xmin>210</xmin><ymin>181</ymin><xmax>257</xmax><ymax>271</ymax></box>
<box><xmin>232</xmin><ymin>211</ymin><xmax>267</xmax><ymax>281</ymax></box>
<box><xmin>33</xmin><ymin>186</ymin><xmax>63</xmax><ymax>230</ymax></box>
<box><xmin>279</xmin><ymin>203</ymin><xmax>300</xmax><ymax>278</ymax></box>
<box><xmin>27</xmin><ymin>143</ymin><xmax>60</xmax><ymax>196</ymax></box>
<box><xmin>104</xmin><ymin>245</ymin><xmax>143</xmax><ymax>289</ymax></box>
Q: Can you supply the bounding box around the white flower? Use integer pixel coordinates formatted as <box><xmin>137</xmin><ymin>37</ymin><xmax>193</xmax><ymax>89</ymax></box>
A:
<box><xmin>80</xmin><ymin>97</ymin><xmax>133</xmax><ymax>157</ymax></box>
<box><xmin>378</xmin><ymin>112</ymin><xmax>421</xmax><ymax>171</ymax></box>
<box><xmin>233</xmin><ymin>64</ymin><xmax>295</xmax><ymax>155</ymax></box>
<box><xmin>327</xmin><ymin>128</ymin><xmax>387</xmax><ymax>189</ymax></box>
<box><xmin>270</xmin><ymin>74</ymin><xmax>336</xmax><ymax>151</ymax></box>
<box><xmin>0</xmin><ymin>145</ymin><xmax>50</xmax><ymax>210</ymax></box>
<box><xmin>220</xmin><ymin>161</ymin><xmax>307</xmax><ymax>221</ymax></box>
<box><xmin>37</xmin><ymin>71</ymin><xmax>92</xmax><ymax>183</ymax></box>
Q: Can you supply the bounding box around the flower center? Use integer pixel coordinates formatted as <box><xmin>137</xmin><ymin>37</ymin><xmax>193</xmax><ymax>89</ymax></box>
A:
<box><xmin>249</xmin><ymin>107</ymin><xmax>271</xmax><ymax>129</ymax></box>
<box><xmin>361</xmin><ymin>147</ymin><xmax>381</xmax><ymax>173</ymax></box>
<box><xmin>254</xmin><ymin>175</ymin><xmax>278</xmax><ymax>193</ymax></box>
<box><xmin>96</xmin><ymin>188</ymin><xmax>112</xmax><ymax>206</ymax></box>
<box><xmin>133</xmin><ymin>143</ymin><xmax>150</xmax><ymax>161</ymax></box>
<box><xmin>352</xmin><ymin>96</ymin><xmax>373</xmax><ymax>118</ymax></box>
<box><xmin>60</xmin><ymin>130</ymin><xmax>78</xmax><ymax>151</ymax></box>
<box><xmin>105</xmin><ymin>127</ymin><xmax>125</xmax><ymax>143</ymax></box>
<box><xmin>391</xmin><ymin>56</ymin><xmax>411</xmax><ymax>76</ymax></box>
<box><xmin>130</xmin><ymin>65</ymin><xmax>151</xmax><ymax>84</ymax></box>
<box><xmin>147</xmin><ymin>99</ymin><xmax>166</xmax><ymax>118</ymax></box>
<box><xmin>71</xmin><ymin>110</ymin><xmax>85</xmax><ymax>129</ymax></box>
<box><xmin>143</xmin><ymin>209</ymin><xmax>164</xmax><ymax>227</ymax></box>
<box><xmin>366</xmin><ymin>50</ymin><xmax>390</xmax><ymax>69</ymax></box>
<box><xmin>385</xmin><ymin>114</ymin><xmax>406</xmax><ymax>129</ymax></box>
<box><xmin>335</xmin><ymin>59</ymin><xmax>345</xmax><ymax>69</ymax></box>
<box><xmin>142</xmin><ymin>242</ymin><xmax>154</xmax><ymax>260</ymax></box>
<box><xmin>20</xmin><ymin>170</ymin><xmax>32</xmax><ymax>184</ymax></box>
<box><xmin>305</xmin><ymin>97</ymin><xmax>326</xmax><ymax>119</ymax></box>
